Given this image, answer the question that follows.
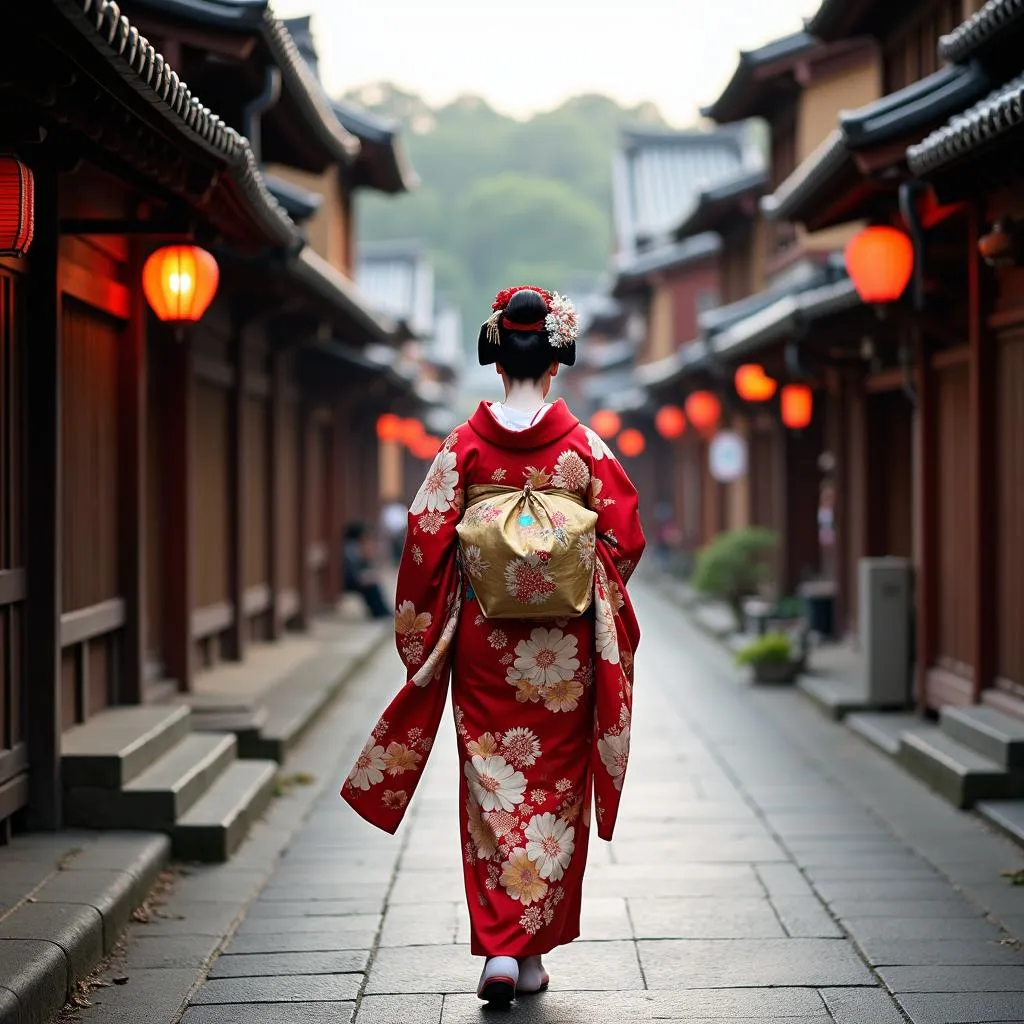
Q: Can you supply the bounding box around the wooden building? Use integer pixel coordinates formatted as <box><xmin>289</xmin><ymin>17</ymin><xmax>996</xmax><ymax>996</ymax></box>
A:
<box><xmin>0</xmin><ymin>0</ymin><xmax>416</xmax><ymax>854</ymax></box>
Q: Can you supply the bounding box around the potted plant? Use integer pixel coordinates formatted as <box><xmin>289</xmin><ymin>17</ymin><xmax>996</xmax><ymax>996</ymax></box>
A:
<box><xmin>691</xmin><ymin>527</ymin><xmax>777</xmax><ymax>631</ymax></box>
<box><xmin>735</xmin><ymin>632</ymin><xmax>802</xmax><ymax>684</ymax></box>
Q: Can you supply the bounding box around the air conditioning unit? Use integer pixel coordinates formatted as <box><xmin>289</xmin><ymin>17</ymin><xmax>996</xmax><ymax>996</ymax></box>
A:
<box><xmin>859</xmin><ymin>557</ymin><xmax>912</xmax><ymax>706</ymax></box>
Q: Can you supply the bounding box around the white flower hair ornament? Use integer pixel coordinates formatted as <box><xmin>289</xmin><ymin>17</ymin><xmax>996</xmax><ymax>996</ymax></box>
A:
<box><xmin>478</xmin><ymin>285</ymin><xmax>578</xmax><ymax>367</ymax></box>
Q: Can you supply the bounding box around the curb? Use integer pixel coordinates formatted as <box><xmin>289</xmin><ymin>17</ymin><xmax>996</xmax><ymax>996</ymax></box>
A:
<box><xmin>0</xmin><ymin>832</ymin><xmax>169</xmax><ymax>1024</ymax></box>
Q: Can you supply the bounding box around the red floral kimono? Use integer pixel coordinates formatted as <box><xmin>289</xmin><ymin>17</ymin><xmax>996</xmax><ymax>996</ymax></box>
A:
<box><xmin>342</xmin><ymin>399</ymin><xmax>645</xmax><ymax>957</ymax></box>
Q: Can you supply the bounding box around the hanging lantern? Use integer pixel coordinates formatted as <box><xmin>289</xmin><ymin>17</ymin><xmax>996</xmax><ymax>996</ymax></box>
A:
<box><xmin>376</xmin><ymin>413</ymin><xmax>402</xmax><ymax>442</ymax></box>
<box><xmin>411</xmin><ymin>434</ymin><xmax>440</xmax><ymax>460</ymax></box>
<box><xmin>684</xmin><ymin>390</ymin><xmax>721</xmax><ymax>433</ymax></box>
<box><xmin>844</xmin><ymin>226</ymin><xmax>913</xmax><ymax>304</ymax></box>
<box><xmin>591</xmin><ymin>409</ymin><xmax>621</xmax><ymax>439</ymax></box>
<box><xmin>781</xmin><ymin>383</ymin><xmax>813</xmax><ymax>430</ymax></box>
<box><xmin>734</xmin><ymin>364</ymin><xmax>777</xmax><ymax>402</ymax></box>
<box><xmin>0</xmin><ymin>156</ymin><xmax>34</xmax><ymax>257</ymax></box>
<box><xmin>142</xmin><ymin>245</ymin><xmax>219</xmax><ymax>322</ymax></box>
<box><xmin>655</xmin><ymin>405</ymin><xmax>686</xmax><ymax>440</ymax></box>
<box><xmin>617</xmin><ymin>428</ymin><xmax>646</xmax><ymax>458</ymax></box>
<box><xmin>398</xmin><ymin>418</ymin><xmax>425</xmax><ymax>448</ymax></box>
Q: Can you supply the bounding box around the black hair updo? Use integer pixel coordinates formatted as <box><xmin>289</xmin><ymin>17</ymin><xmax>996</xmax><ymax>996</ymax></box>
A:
<box><xmin>477</xmin><ymin>287</ymin><xmax>576</xmax><ymax>376</ymax></box>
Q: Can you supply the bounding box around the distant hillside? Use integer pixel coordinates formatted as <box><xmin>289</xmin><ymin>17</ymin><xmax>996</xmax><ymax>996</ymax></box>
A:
<box><xmin>343</xmin><ymin>85</ymin><xmax>675</xmax><ymax>350</ymax></box>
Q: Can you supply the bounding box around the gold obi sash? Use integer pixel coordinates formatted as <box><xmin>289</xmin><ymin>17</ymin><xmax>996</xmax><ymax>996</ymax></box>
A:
<box><xmin>456</xmin><ymin>483</ymin><xmax>598</xmax><ymax>620</ymax></box>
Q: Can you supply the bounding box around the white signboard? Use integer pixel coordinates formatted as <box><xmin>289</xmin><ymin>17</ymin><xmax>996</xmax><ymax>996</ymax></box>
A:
<box><xmin>709</xmin><ymin>431</ymin><xmax>748</xmax><ymax>483</ymax></box>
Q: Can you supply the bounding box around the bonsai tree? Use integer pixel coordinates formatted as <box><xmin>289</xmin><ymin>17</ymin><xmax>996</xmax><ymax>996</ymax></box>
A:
<box><xmin>690</xmin><ymin>526</ymin><xmax>777</xmax><ymax>630</ymax></box>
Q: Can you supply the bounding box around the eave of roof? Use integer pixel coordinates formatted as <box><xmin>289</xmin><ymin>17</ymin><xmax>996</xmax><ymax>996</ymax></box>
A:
<box><xmin>128</xmin><ymin>0</ymin><xmax>358</xmax><ymax>166</ymax></box>
<box><xmin>806</xmin><ymin>0</ymin><xmax>878</xmax><ymax>42</ymax></box>
<box><xmin>634</xmin><ymin>340</ymin><xmax>706</xmax><ymax>390</ymax></box>
<box><xmin>673</xmin><ymin>170</ymin><xmax>768</xmax><ymax>240</ymax></box>
<box><xmin>612</xmin><ymin>233</ymin><xmax>721</xmax><ymax>295</ymax></box>
<box><xmin>939</xmin><ymin>0</ymin><xmax>1024</xmax><ymax>64</ymax></box>
<box><xmin>55</xmin><ymin>0</ymin><xmax>298</xmax><ymax>249</ymax></box>
<box><xmin>710</xmin><ymin>277</ymin><xmax>859</xmax><ymax>360</ymax></box>
<box><xmin>702</xmin><ymin>32</ymin><xmax>817</xmax><ymax>123</ymax></box>
<box><xmin>763</xmin><ymin>62</ymin><xmax>992</xmax><ymax>225</ymax></box>
<box><xmin>264</xmin><ymin>174</ymin><xmax>323</xmax><ymax>222</ymax></box>
<box><xmin>907</xmin><ymin>71</ymin><xmax>1024</xmax><ymax>178</ymax></box>
<box><xmin>333</xmin><ymin>100</ymin><xmax>418</xmax><ymax>193</ymax></box>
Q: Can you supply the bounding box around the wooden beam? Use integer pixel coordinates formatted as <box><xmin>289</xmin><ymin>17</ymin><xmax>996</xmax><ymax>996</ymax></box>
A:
<box><xmin>24</xmin><ymin>165</ymin><xmax>62</xmax><ymax>830</ymax></box>
<box><xmin>969</xmin><ymin>207</ymin><xmax>997</xmax><ymax>703</ymax></box>
<box><xmin>226</xmin><ymin>319</ymin><xmax>247</xmax><ymax>661</ymax></box>
<box><xmin>60</xmin><ymin>599</ymin><xmax>127</xmax><ymax>648</ymax></box>
<box><xmin>162</xmin><ymin>328</ymin><xmax>194</xmax><ymax>692</ymax></box>
<box><xmin>117</xmin><ymin>241</ymin><xmax>146</xmax><ymax>704</ymax></box>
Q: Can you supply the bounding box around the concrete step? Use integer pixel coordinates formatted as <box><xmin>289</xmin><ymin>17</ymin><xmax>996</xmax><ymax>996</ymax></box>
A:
<box><xmin>64</xmin><ymin>733</ymin><xmax>238</xmax><ymax>830</ymax></box>
<box><xmin>898</xmin><ymin>727</ymin><xmax>1021</xmax><ymax>809</ymax></box>
<box><xmin>62</xmin><ymin>704</ymin><xmax>191</xmax><ymax>788</ymax></box>
<box><xmin>976</xmin><ymin>800</ymin><xmax>1024</xmax><ymax>849</ymax></box>
<box><xmin>941</xmin><ymin>705</ymin><xmax>1024</xmax><ymax>769</ymax></box>
<box><xmin>847</xmin><ymin>712</ymin><xmax>924</xmax><ymax>757</ymax></box>
<box><xmin>174</xmin><ymin>758</ymin><xmax>278</xmax><ymax>862</ymax></box>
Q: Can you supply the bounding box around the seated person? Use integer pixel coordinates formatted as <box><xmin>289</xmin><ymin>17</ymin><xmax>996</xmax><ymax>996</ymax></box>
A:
<box><xmin>342</xmin><ymin>523</ymin><xmax>391</xmax><ymax>620</ymax></box>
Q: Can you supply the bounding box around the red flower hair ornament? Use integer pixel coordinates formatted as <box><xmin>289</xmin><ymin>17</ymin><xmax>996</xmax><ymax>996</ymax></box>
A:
<box><xmin>482</xmin><ymin>284</ymin><xmax>579</xmax><ymax>352</ymax></box>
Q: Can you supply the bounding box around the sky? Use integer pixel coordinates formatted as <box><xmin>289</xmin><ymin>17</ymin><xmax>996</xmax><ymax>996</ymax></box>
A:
<box><xmin>272</xmin><ymin>0</ymin><xmax>823</xmax><ymax>125</ymax></box>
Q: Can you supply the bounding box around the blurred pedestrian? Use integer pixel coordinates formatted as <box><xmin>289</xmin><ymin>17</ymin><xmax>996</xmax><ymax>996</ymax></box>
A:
<box><xmin>342</xmin><ymin>522</ymin><xmax>391</xmax><ymax>620</ymax></box>
<box><xmin>380</xmin><ymin>497</ymin><xmax>408</xmax><ymax>566</ymax></box>
<box><xmin>342</xmin><ymin>285</ymin><xmax>646</xmax><ymax>1004</ymax></box>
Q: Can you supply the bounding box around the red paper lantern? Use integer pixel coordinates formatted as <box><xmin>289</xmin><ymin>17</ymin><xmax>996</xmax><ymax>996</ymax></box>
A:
<box><xmin>781</xmin><ymin>383</ymin><xmax>813</xmax><ymax>430</ymax></box>
<box><xmin>844</xmin><ymin>226</ymin><xmax>914</xmax><ymax>304</ymax></box>
<box><xmin>734</xmin><ymin>364</ymin><xmax>777</xmax><ymax>402</ymax></box>
<box><xmin>0</xmin><ymin>156</ymin><xmax>34</xmax><ymax>257</ymax></box>
<box><xmin>617</xmin><ymin>428</ymin><xmax>646</xmax><ymax>458</ymax></box>
<box><xmin>376</xmin><ymin>413</ymin><xmax>402</xmax><ymax>442</ymax></box>
<box><xmin>684</xmin><ymin>390</ymin><xmax>721</xmax><ymax>432</ymax></box>
<box><xmin>411</xmin><ymin>434</ymin><xmax>440</xmax><ymax>460</ymax></box>
<box><xmin>655</xmin><ymin>405</ymin><xmax>686</xmax><ymax>440</ymax></box>
<box><xmin>591</xmin><ymin>409</ymin><xmax>622</xmax><ymax>439</ymax></box>
<box><xmin>398</xmin><ymin>418</ymin><xmax>425</xmax><ymax>447</ymax></box>
<box><xmin>142</xmin><ymin>245</ymin><xmax>219</xmax><ymax>322</ymax></box>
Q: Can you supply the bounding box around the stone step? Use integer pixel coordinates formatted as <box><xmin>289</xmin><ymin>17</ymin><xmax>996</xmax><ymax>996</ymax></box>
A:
<box><xmin>64</xmin><ymin>733</ymin><xmax>238</xmax><ymax>830</ymax></box>
<box><xmin>174</xmin><ymin>758</ymin><xmax>278</xmax><ymax>862</ymax></box>
<box><xmin>847</xmin><ymin>712</ymin><xmax>924</xmax><ymax>757</ymax></box>
<box><xmin>898</xmin><ymin>727</ymin><xmax>1021</xmax><ymax>809</ymax></box>
<box><xmin>940</xmin><ymin>705</ymin><xmax>1024</xmax><ymax>769</ymax></box>
<box><xmin>975</xmin><ymin>800</ymin><xmax>1024</xmax><ymax>849</ymax></box>
<box><xmin>62</xmin><ymin>704</ymin><xmax>191</xmax><ymax>788</ymax></box>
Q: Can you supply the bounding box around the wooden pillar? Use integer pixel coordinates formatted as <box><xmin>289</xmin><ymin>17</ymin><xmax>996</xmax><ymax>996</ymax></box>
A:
<box><xmin>828</xmin><ymin>369</ymin><xmax>850</xmax><ymax>639</ymax></box>
<box><xmin>914</xmin><ymin>331</ymin><xmax>937</xmax><ymax>711</ymax></box>
<box><xmin>25</xmin><ymin>165</ymin><xmax>62</xmax><ymax>829</ymax></box>
<box><xmin>117</xmin><ymin>242</ymin><xmax>146</xmax><ymax>704</ymax></box>
<box><xmin>163</xmin><ymin>328</ymin><xmax>194</xmax><ymax>692</ymax></box>
<box><xmin>267</xmin><ymin>349</ymin><xmax>284</xmax><ymax>641</ymax></box>
<box><xmin>226</xmin><ymin>320</ymin><xmax>247</xmax><ymax>661</ymax></box>
<box><xmin>969</xmin><ymin>207</ymin><xmax>996</xmax><ymax>703</ymax></box>
<box><xmin>296</xmin><ymin>399</ymin><xmax>312</xmax><ymax>630</ymax></box>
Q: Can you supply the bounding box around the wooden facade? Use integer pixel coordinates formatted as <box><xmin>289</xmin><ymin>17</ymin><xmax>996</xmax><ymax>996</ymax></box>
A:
<box><xmin>0</xmin><ymin>1</ymin><xmax>415</xmax><ymax>838</ymax></box>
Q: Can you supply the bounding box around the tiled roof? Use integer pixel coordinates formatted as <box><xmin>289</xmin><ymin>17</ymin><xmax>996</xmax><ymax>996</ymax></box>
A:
<box><xmin>56</xmin><ymin>0</ymin><xmax>298</xmax><ymax>247</ymax></box>
<box><xmin>673</xmin><ymin>170</ymin><xmax>768</xmax><ymax>240</ymax></box>
<box><xmin>613</xmin><ymin>126</ymin><xmax>761</xmax><ymax>256</ymax></box>
<box><xmin>613</xmin><ymin>233</ymin><xmax>721</xmax><ymax>289</ymax></box>
<box><xmin>702</xmin><ymin>32</ymin><xmax>817</xmax><ymax>122</ymax></box>
<box><xmin>263</xmin><ymin>174</ymin><xmax>322</xmax><ymax>223</ymax></box>
<box><xmin>907</xmin><ymin>71</ymin><xmax>1024</xmax><ymax>176</ymax></box>
<box><xmin>356</xmin><ymin>242</ymin><xmax>435</xmax><ymax>340</ymax></box>
<box><xmin>938</xmin><ymin>0</ymin><xmax>1024</xmax><ymax>64</ymax></box>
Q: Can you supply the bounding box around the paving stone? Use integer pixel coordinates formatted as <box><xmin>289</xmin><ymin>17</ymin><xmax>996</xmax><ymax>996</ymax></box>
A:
<box><xmin>637</xmin><ymin>939</ymin><xmax>875</xmax><ymax>988</ymax></box>
<box><xmin>756</xmin><ymin>864</ymin><xmax>816</xmax><ymax>898</ymax></box>
<box><xmin>259</xmin><ymin>881</ymin><xmax>392</xmax><ymax>901</ymax></box>
<box><xmin>388</xmin><ymin>873</ymin><xmax>465</xmax><ymax>905</ymax></box>
<box><xmin>0</xmin><ymin>901</ymin><xmax>103</xmax><ymax>985</ymax></box>
<box><xmin>582</xmin><ymin>865</ymin><xmax>764</xmax><ymax>900</ymax></box>
<box><xmin>170</xmin><ymin>869</ymin><xmax>267</xmax><ymax>904</ymax></box>
<box><xmin>246</xmin><ymin>899</ymin><xmax>384</xmax><ymax>918</ymax></box>
<box><xmin>879</xmin><ymin>964</ymin><xmax>1024</xmax><ymax>992</ymax></box>
<box><xmin>825</xmin><ymin>898</ymin><xmax>982</xmax><ymax>919</ymax></box>
<box><xmin>610</xmin><ymin>837</ymin><xmax>787</xmax><ymax>863</ymax></box>
<box><xmin>356</xmin><ymin>993</ymin><xmax>443</xmax><ymax>1024</ymax></box>
<box><xmin>0</xmin><ymin>937</ymin><xmax>69</xmax><ymax>1021</ymax></box>
<box><xmin>32</xmin><ymin>869</ymin><xmax>137</xmax><ymax>951</ymax></box>
<box><xmin>439</xmin><ymin>990</ymin><xmax>658</xmax><ymax>1023</ymax></box>
<box><xmin>209</xmin><ymin>950</ymin><xmax>368</xmax><ymax>977</ymax></box>
<box><xmin>380</xmin><ymin>903</ymin><xmax>458</xmax><ymax>947</ymax></box>
<box><xmin>234</xmin><ymin>913</ymin><xmax>381</xmax><ymax>940</ymax></box>
<box><xmin>120</xmin><ymin>933</ymin><xmax>223</xmax><ymax>970</ymax></box>
<box><xmin>648</xmin><ymin>987</ymin><xmax>827</xmax><ymax>1016</ymax></box>
<box><xmin>0</xmin><ymin>988</ymin><xmax>17</xmax><ymax>1021</ymax></box>
<box><xmin>192</xmin><ymin>974</ymin><xmax>362</xmax><ymax>1003</ymax></box>
<box><xmin>895</xmin><ymin>991</ymin><xmax>1024</xmax><ymax>1023</ymax></box>
<box><xmin>770</xmin><ymin>896</ymin><xmax>843</xmax><ymax>938</ymax></box>
<box><xmin>818</xmin><ymin>987</ymin><xmax>906</xmax><ymax>1024</ymax></box>
<box><xmin>627</xmin><ymin>897</ymin><xmax>785</xmax><ymax>939</ymax></box>
<box><xmin>69</xmin><ymin>968</ymin><xmax>197</xmax><ymax>1024</ymax></box>
<box><xmin>854</xmin><ymin>937</ymin><xmax>1024</xmax><ymax>967</ymax></box>
<box><xmin>542</xmin><ymin>940</ymin><xmax>644</xmax><ymax>990</ymax></box>
<box><xmin>140</xmin><ymin>901</ymin><xmax>243</xmax><ymax>937</ymax></box>
<box><xmin>804</xmin><ymin>865</ymin><xmax>940</xmax><ymax>882</ymax></box>
<box><xmin>577</xmin><ymin>897</ymin><xmax>635</xmax><ymax>941</ymax></box>
<box><xmin>183</xmin><ymin>1005</ymin><xmax>355</xmax><ymax>1024</ymax></box>
<box><xmin>840</xmin><ymin>915</ymin><xmax>1005</xmax><ymax>941</ymax></box>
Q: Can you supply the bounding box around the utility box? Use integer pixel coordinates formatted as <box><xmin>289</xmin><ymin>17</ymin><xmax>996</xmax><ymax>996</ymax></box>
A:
<box><xmin>859</xmin><ymin>557</ymin><xmax>912</xmax><ymax>706</ymax></box>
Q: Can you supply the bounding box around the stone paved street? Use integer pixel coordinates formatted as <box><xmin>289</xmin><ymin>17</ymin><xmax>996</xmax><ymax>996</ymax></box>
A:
<box><xmin>67</xmin><ymin>582</ymin><xmax>1024</xmax><ymax>1024</ymax></box>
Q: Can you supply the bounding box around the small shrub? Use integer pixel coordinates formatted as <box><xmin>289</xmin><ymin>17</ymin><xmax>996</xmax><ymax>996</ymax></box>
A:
<box><xmin>735</xmin><ymin>632</ymin><xmax>794</xmax><ymax>667</ymax></box>
<box><xmin>690</xmin><ymin>527</ymin><xmax>777</xmax><ymax>629</ymax></box>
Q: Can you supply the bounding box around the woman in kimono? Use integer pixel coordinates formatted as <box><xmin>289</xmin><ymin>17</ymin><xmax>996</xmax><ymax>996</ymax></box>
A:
<box><xmin>342</xmin><ymin>285</ymin><xmax>645</xmax><ymax>1002</ymax></box>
